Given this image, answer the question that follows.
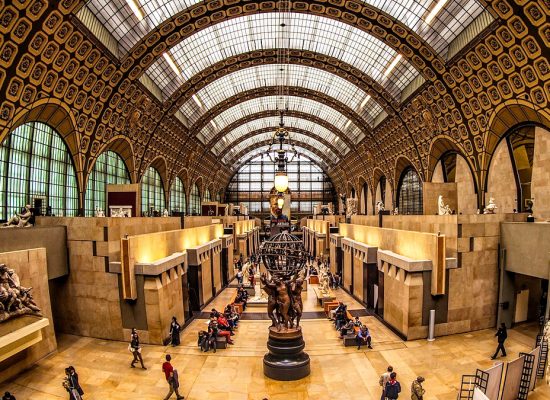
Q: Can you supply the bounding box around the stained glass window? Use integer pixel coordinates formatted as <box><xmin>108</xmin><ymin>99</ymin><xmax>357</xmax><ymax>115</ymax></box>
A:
<box><xmin>397</xmin><ymin>167</ymin><xmax>423</xmax><ymax>215</ymax></box>
<box><xmin>85</xmin><ymin>151</ymin><xmax>130</xmax><ymax>216</ymax></box>
<box><xmin>0</xmin><ymin>122</ymin><xmax>78</xmax><ymax>220</ymax></box>
<box><xmin>141</xmin><ymin>167</ymin><xmax>165</xmax><ymax>215</ymax></box>
<box><xmin>170</xmin><ymin>177</ymin><xmax>186</xmax><ymax>213</ymax></box>
<box><xmin>189</xmin><ymin>183</ymin><xmax>201</xmax><ymax>215</ymax></box>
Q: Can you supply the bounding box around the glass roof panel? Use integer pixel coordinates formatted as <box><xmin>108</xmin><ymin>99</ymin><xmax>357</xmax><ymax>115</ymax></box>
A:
<box><xmin>145</xmin><ymin>13</ymin><xmax>417</xmax><ymax>101</ymax></box>
<box><xmin>85</xmin><ymin>0</ymin><xmax>487</xmax><ymax>58</ymax></box>
<box><xmin>198</xmin><ymin>96</ymin><xmax>363</xmax><ymax>145</ymax></box>
<box><xmin>211</xmin><ymin>116</ymin><xmax>349</xmax><ymax>156</ymax></box>
<box><xmin>180</xmin><ymin>65</ymin><xmax>383</xmax><ymax>127</ymax></box>
<box><xmin>222</xmin><ymin>132</ymin><xmax>336</xmax><ymax>164</ymax></box>
<box><xmin>233</xmin><ymin>145</ymin><xmax>326</xmax><ymax>168</ymax></box>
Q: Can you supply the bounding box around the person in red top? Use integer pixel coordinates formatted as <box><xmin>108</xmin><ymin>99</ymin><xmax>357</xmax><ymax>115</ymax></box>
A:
<box><xmin>216</xmin><ymin>313</ymin><xmax>234</xmax><ymax>335</ymax></box>
<box><xmin>162</xmin><ymin>354</ymin><xmax>183</xmax><ymax>400</ymax></box>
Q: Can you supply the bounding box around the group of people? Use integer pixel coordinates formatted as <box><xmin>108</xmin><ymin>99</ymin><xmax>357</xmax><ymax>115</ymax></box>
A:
<box><xmin>379</xmin><ymin>366</ymin><xmax>426</xmax><ymax>400</ymax></box>
<box><xmin>330</xmin><ymin>302</ymin><xmax>374</xmax><ymax>350</ymax></box>
<box><xmin>198</xmin><ymin>302</ymin><xmax>241</xmax><ymax>352</ymax></box>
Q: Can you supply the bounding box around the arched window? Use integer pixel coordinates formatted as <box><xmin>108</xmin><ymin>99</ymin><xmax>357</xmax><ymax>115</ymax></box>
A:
<box><xmin>397</xmin><ymin>167</ymin><xmax>423</xmax><ymax>215</ymax></box>
<box><xmin>141</xmin><ymin>167</ymin><xmax>165</xmax><ymax>215</ymax></box>
<box><xmin>0</xmin><ymin>122</ymin><xmax>78</xmax><ymax>219</ymax></box>
<box><xmin>360</xmin><ymin>183</ymin><xmax>368</xmax><ymax>214</ymax></box>
<box><xmin>189</xmin><ymin>183</ymin><xmax>201</xmax><ymax>215</ymax></box>
<box><xmin>204</xmin><ymin>188</ymin><xmax>211</xmax><ymax>202</ymax></box>
<box><xmin>85</xmin><ymin>151</ymin><xmax>130</xmax><ymax>216</ymax></box>
<box><xmin>170</xmin><ymin>177</ymin><xmax>186</xmax><ymax>213</ymax></box>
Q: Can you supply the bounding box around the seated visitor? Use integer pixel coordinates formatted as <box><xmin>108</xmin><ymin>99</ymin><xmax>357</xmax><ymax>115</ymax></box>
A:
<box><xmin>353</xmin><ymin>316</ymin><xmax>363</xmax><ymax>328</ymax></box>
<box><xmin>333</xmin><ymin>302</ymin><xmax>347</xmax><ymax>328</ymax></box>
<box><xmin>328</xmin><ymin>272</ymin><xmax>334</xmax><ymax>288</ymax></box>
<box><xmin>356</xmin><ymin>325</ymin><xmax>372</xmax><ymax>350</ymax></box>
<box><xmin>224</xmin><ymin>304</ymin><xmax>239</xmax><ymax>328</ymax></box>
<box><xmin>217</xmin><ymin>313</ymin><xmax>234</xmax><ymax>335</ymax></box>
<box><xmin>248</xmin><ymin>265</ymin><xmax>255</xmax><ymax>286</ymax></box>
<box><xmin>236</xmin><ymin>287</ymin><xmax>248</xmax><ymax>310</ymax></box>
<box><xmin>198</xmin><ymin>329</ymin><xmax>216</xmax><ymax>353</ymax></box>
<box><xmin>339</xmin><ymin>318</ymin><xmax>355</xmax><ymax>339</ymax></box>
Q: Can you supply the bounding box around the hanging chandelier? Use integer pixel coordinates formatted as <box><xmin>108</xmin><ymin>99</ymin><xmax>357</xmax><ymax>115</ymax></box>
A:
<box><xmin>266</xmin><ymin>111</ymin><xmax>297</xmax><ymax>193</ymax></box>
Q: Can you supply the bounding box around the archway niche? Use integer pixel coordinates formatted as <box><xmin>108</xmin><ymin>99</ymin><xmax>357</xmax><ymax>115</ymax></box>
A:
<box><xmin>433</xmin><ymin>153</ymin><xmax>477</xmax><ymax>214</ymax></box>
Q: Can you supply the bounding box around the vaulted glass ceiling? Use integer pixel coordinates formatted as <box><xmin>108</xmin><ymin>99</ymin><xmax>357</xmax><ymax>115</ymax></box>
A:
<box><xmin>179</xmin><ymin>64</ymin><xmax>383</xmax><ymax>128</ymax></box>
<box><xmin>84</xmin><ymin>0</ymin><xmax>487</xmax><ymax>58</ymax></box>
<box><xmin>211</xmin><ymin>116</ymin><xmax>350</xmax><ymax>156</ymax></box>
<box><xmin>197</xmin><ymin>96</ymin><xmax>363</xmax><ymax>145</ymax></box>
<box><xmin>222</xmin><ymin>132</ymin><xmax>337</xmax><ymax>165</ymax></box>
<box><xmin>147</xmin><ymin>13</ymin><xmax>416</xmax><ymax>101</ymax></box>
<box><xmin>234</xmin><ymin>145</ymin><xmax>327</xmax><ymax>170</ymax></box>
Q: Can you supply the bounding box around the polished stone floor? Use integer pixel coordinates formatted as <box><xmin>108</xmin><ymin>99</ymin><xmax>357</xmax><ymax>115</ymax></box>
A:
<box><xmin>1</xmin><ymin>285</ymin><xmax>549</xmax><ymax>399</ymax></box>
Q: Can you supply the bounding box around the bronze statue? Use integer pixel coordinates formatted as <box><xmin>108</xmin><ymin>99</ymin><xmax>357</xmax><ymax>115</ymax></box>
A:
<box><xmin>261</xmin><ymin>271</ymin><xmax>305</xmax><ymax>330</ymax></box>
<box><xmin>290</xmin><ymin>274</ymin><xmax>304</xmax><ymax>328</ymax></box>
<box><xmin>0</xmin><ymin>264</ymin><xmax>41</xmax><ymax>322</ymax></box>
<box><xmin>261</xmin><ymin>273</ymin><xmax>280</xmax><ymax>328</ymax></box>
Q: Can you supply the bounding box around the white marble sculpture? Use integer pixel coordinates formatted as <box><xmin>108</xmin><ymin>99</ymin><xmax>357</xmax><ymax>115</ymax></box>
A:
<box><xmin>346</xmin><ymin>197</ymin><xmax>358</xmax><ymax>219</ymax></box>
<box><xmin>438</xmin><ymin>195</ymin><xmax>452</xmax><ymax>215</ymax></box>
<box><xmin>163</xmin><ymin>209</ymin><xmax>169</xmax><ymax>217</ymax></box>
<box><xmin>95</xmin><ymin>207</ymin><xmax>105</xmax><ymax>217</ymax></box>
<box><xmin>2</xmin><ymin>205</ymin><xmax>33</xmax><ymax>228</ymax></box>
<box><xmin>393</xmin><ymin>207</ymin><xmax>399</xmax><ymax>215</ymax></box>
<box><xmin>484</xmin><ymin>198</ymin><xmax>497</xmax><ymax>214</ymax></box>
<box><xmin>376</xmin><ymin>201</ymin><xmax>385</xmax><ymax>213</ymax></box>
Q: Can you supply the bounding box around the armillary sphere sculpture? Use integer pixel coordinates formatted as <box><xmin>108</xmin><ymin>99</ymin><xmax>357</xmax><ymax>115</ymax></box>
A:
<box><xmin>258</xmin><ymin>232</ymin><xmax>310</xmax><ymax>380</ymax></box>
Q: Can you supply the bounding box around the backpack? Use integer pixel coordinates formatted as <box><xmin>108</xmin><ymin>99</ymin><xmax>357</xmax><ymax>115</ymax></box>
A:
<box><xmin>385</xmin><ymin>381</ymin><xmax>400</xmax><ymax>399</ymax></box>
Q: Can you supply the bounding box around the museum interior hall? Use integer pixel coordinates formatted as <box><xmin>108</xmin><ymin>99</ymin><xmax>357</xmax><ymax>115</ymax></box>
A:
<box><xmin>1</xmin><ymin>0</ymin><xmax>550</xmax><ymax>399</ymax></box>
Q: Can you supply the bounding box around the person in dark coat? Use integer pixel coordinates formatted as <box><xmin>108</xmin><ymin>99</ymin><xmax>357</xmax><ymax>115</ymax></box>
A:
<box><xmin>169</xmin><ymin>316</ymin><xmax>181</xmax><ymax>346</ymax></box>
<box><xmin>491</xmin><ymin>322</ymin><xmax>508</xmax><ymax>359</ymax></box>
<box><xmin>63</xmin><ymin>366</ymin><xmax>84</xmax><ymax>400</ymax></box>
<box><xmin>130</xmin><ymin>328</ymin><xmax>146</xmax><ymax>369</ymax></box>
<box><xmin>2</xmin><ymin>392</ymin><xmax>16</xmax><ymax>400</ymax></box>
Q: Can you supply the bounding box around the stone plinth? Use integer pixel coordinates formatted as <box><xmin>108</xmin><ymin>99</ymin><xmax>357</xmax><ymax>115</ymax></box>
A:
<box><xmin>263</xmin><ymin>326</ymin><xmax>310</xmax><ymax>381</ymax></box>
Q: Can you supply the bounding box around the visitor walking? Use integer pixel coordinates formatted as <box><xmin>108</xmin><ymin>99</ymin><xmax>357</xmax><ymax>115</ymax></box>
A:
<box><xmin>162</xmin><ymin>354</ymin><xmax>184</xmax><ymax>400</ymax></box>
<box><xmin>236</xmin><ymin>270</ymin><xmax>244</xmax><ymax>285</ymax></box>
<box><xmin>129</xmin><ymin>328</ymin><xmax>146</xmax><ymax>369</ymax></box>
<box><xmin>384</xmin><ymin>372</ymin><xmax>401</xmax><ymax>400</ymax></box>
<box><xmin>379</xmin><ymin>366</ymin><xmax>393</xmax><ymax>400</ymax></box>
<box><xmin>169</xmin><ymin>316</ymin><xmax>181</xmax><ymax>346</ymax></box>
<box><xmin>411</xmin><ymin>376</ymin><xmax>425</xmax><ymax>400</ymax></box>
<box><xmin>62</xmin><ymin>366</ymin><xmax>84</xmax><ymax>400</ymax></box>
<box><xmin>491</xmin><ymin>322</ymin><xmax>508</xmax><ymax>359</ymax></box>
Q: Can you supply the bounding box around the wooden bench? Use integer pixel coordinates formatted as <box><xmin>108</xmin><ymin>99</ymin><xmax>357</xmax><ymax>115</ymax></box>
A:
<box><xmin>229</xmin><ymin>291</ymin><xmax>244</xmax><ymax>314</ymax></box>
<box><xmin>310</xmin><ymin>275</ymin><xmax>319</xmax><ymax>284</ymax></box>
<box><xmin>215</xmin><ymin>336</ymin><xmax>228</xmax><ymax>349</ymax></box>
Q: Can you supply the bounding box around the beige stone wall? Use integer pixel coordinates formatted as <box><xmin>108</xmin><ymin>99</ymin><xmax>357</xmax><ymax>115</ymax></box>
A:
<box><xmin>367</xmin><ymin>186</ymin><xmax>373</xmax><ymax>215</ymax></box>
<box><xmin>329</xmin><ymin>243</ymin><xmax>337</xmax><ymax>275</ymax></box>
<box><xmin>143</xmin><ymin>265</ymin><xmax>185</xmax><ymax>344</ymax></box>
<box><xmin>0</xmin><ymin>248</ymin><xmax>57</xmax><ymax>383</ymax></box>
<box><xmin>350</xmin><ymin>215</ymin><xmax>379</xmax><ymax>227</ymax></box>
<box><xmin>486</xmin><ymin>139</ymin><xmax>517</xmax><ymax>213</ymax></box>
<box><xmin>353</xmin><ymin>254</ymin><xmax>363</xmax><ymax>300</ymax></box>
<box><xmin>432</xmin><ymin>161</ymin><xmax>444</xmax><ymax>183</ymax></box>
<box><xmin>343</xmin><ymin>248</ymin><xmax>352</xmax><ymax>292</ymax></box>
<box><xmin>455</xmin><ymin>156</ymin><xmax>478</xmax><ymax>214</ymax></box>
<box><xmin>227</xmin><ymin>243</ymin><xmax>235</xmax><ymax>281</ymax></box>
<box><xmin>375</xmin><ymin>181</ymin><xmax>394</xmax><ymax>210</ymax></box>
<box><xmin>212</xmin><ymin>251</ymin><xmax>222</xmax><ymax>294</ymax></box>
<box><xmin>201</xmin><ymin>257</ymin><xmax>213</xmax><ymax>305</ymax></box>
<box><xmin>382</xmin><ymin>263</ymin><xmax>424</xmax><ymax>339</ymax></box>
<box><xmin>423</xmin><ymin>182</ymin><xmax>458</xmax><ymax>215</ymax></box>
<box><xmin>35</xmin><ymin>217</ymin><xmax>181</xmax><ymax>341</ymax></box>
<box><xmin>532</xmin><ymin>126</ymin><xmax>550</xmax><ymax>220</ymax></box>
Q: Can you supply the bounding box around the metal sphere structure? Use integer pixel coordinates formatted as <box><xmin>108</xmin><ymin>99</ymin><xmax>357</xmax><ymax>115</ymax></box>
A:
<box><xmin>259</xmin><ymin>232</ymin><xmax>307</xmax><ymax>279</ymax></box>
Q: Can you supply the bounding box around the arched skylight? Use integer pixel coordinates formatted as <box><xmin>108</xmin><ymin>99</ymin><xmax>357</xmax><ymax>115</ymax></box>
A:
<box><xmin>179</xmin><ymin>64</ymin><xmax>383</xmax><ymax>127</ymax></box>
<box><xmin>233</xmin><ymin>145</ymin><xmax>328</xmax><ymax>170</ymax></box>
<box><xmin>211</xmin><ymin>116</ymin><xmax>350</xmax><ymax>156</ymax></box>
<box><xmin>146</xmin><ymin>13</ymin><xmax>416</xmax><ymax>101</ymax></box>
<box><xmin>84</xmin><ymin>0</ymin><xmax>487</xmax><ymax>58</ymax></box>
<box><xmin>222</xmin><ymin>132</ymin><xmax>338</xmax><ymax>165</ymax></box>
<box><xmin>197</xmin><ymin>96</ymin><xmax>364</xmax><ymax>145</ymax></box>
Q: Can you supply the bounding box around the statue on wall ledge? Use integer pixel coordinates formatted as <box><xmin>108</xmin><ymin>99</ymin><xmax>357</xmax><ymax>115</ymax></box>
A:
<box><xmin>94</xmin><ymin>207</ymin><xmax>105</xmax><ymax>217</ymax></box>
<box><xmin>2</xmin><ymin>205</ymin><xmax>33</xmax><ymax>228</ymax></box>
<box><xmin>484</xmin><ymin>198</ymin><xmax>498</xmax><ymax>214</ymax></box>
<box><xmin>376</xmin><ymin>201</ymin><xmax>385</xmax><ymax>214</ymax></box>
<box><xmin>346</xmin><ymin>197</ymin><xmax>358</xmax><ymax>219</ymax></box>
<box><xmin>438</xmin><ymin>195</ymin><xmax>452</xmax><ymax>215</ymax></box>
<box><xmin>393</xmin><ymin>207</ymin><xmax>399</xmax><ymax>215</ymax></box>
<box><xmin>163</xmin><ymin>209</ymin><xmax>169</xmax><ymax>217</ymax></box>
<box><xmin>339</xmin><ymin>193</ymin><xmax>347</xmax><ymax>216</ymax></box>
<box><xmin>0</xmin><ymin>264</ymin><xmax>41</xmax><ymax>323</ymax></box>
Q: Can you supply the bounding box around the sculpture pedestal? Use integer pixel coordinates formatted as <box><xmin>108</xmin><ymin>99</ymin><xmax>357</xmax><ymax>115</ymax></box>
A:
<box><xmin>263</xmin><ymin>326</ymin><xmax>310</xmax><ymax>381</ymax></box>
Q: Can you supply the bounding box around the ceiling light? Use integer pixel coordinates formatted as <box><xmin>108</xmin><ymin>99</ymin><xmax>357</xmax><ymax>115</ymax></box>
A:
<box><xmin>192</xmin><ymin>94</ymin><xmax>203</xmax><ymax>108</ymax></box>
<box><xmin>126</xmin><ymin>0</ymin><xmax>144</xmax><ymax>21</ymax></box>
<box><xmin>334</xmin><ymin>137</ymin><xmax>339</xmax><ymax>143</ymax></box>
<box><xmin>384</xmin><ymin>54</ymin><xmax>402</xmax><ymax>77</ymax></box>
<box><xmin>425</xmin><ymin>0</ymin><xmax>449</xmax><ymax>25</ymax></box>
<box><xmin>211</xmin><ymin>120</ymin><xmax>218</xmax><ymax>129</ymax></box>
<box><xmin>360</xmin><ymin>95</ymin><xmax>371</xmax><ymax>110</ymax></box>
<box><xmin>344</xmin><ymin>119</ymin><xmax>352</xmax><ymax>129</ymax></box>
<box><xmin>222</xmin><ymin>136</ymin><xmax>227</xmax><ymax>143</ymax></box>
<box><xmin>163</xmin><ymin>52</ymin><xmax>180</xmax><ymax>76</ymax></box>
<box><xmin>274</xmin><ymin>172</ymin><xmax>289</xmax><ymax>193</ymax></box>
